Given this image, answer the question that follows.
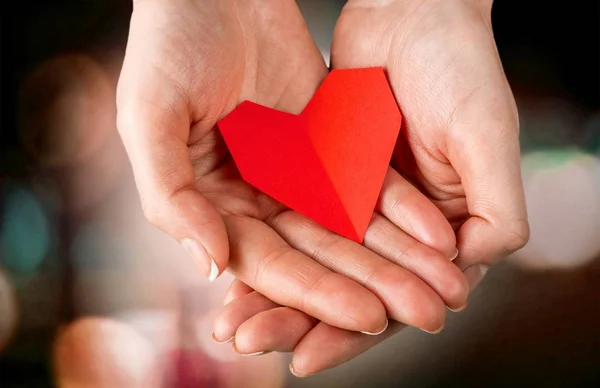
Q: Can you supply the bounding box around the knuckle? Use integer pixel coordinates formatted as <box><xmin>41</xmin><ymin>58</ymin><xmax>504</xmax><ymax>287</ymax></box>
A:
<box><xmin>302</xmin><ymin>272</ymin><xmax>332</xmax><ymax>312</ymax></box>
<box><xmin>388</xmin><ymin>196</ymin><xmax>412</xmax><ymax>224</ymax></box>
<box><xmin>253</xmin><ymin>247</ymin><xmax>291</xmax><ymax>291</ymax></box>
<box><xmin>310</xmin><ymin>232</ymin><xmax>342</xmax><ymax>262</ymax></box>
<box><xmin>386</xmin><ymin>188</ymin><xmax>407</xmax><ymax>216</ymax></box>
<box><xmin>361</xmin><ymin>265</ymin><xmax>386</xmax><ymax>290</ymax></box>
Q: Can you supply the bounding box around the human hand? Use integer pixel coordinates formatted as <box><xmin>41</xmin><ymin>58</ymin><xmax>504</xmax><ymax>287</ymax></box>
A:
<box><xmin>215</xmin><ymin>0</ymin><xmax>529</xmax><ymax>376</ymax></box>
<box><xmin>332</xmin><ymin>0</ymin><xmax>530</xmax><ymax>279</ymax></box>
<box><xmin>117</xmin><ymin>0</ymin><xmax>467</xmax><ymax>337</ymax></box>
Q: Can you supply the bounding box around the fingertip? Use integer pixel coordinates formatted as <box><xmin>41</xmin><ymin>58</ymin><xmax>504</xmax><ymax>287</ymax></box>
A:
<box><xmin>179</xmin><ymin>191</ymin><xmax>230</xmax><ymax>274</ymax></box>
<box><xmin>316</xmin><ymin>275</ymin><xmax>388</xmax><ymax>334</ymax></box>
<box><xmin>211</xmin><ymin>332</ymin><xmax>234</xmax><ymax>344</ymax></box>
<box><xmin>212</xmin><ymin>311</ymin><xmax>234</xmax><ymax>343</ymax></box>
<box><xmin>409</xmin><ymin>195</ymin><xmax>457</xmax><ymax>259</ymax></box>
<box><xmin>289</xmin><ymin>362</ymin><xmax>312</xmax><ymax>378</ymax></box>
<box><xmin>289</xmin><ymin>350</ymin><xmax>318</xmax><ymax>378</ymax></box>
<box><xmin>367</xmin><ymin>263</ymin><xmax>446</xmax><ymax>333</ymax></box>
<box><xmin>223</xmin><ymin>280</ymin><xmax>253</xmax><ymax>306</ymax></box>
<box><xmin>155</xmin><ymin>189</ymin><xmax>229</xmax><ymax>280</ymax></box>
<box><xmin>355</xmin><ymin>292</ymin><xmax>389</xmax><ymax>335</ymax></box>
<box><xmin>421</xmin><ymin>324</ymin><xmax>445</xmax><ymax>335</ymax></box>
<box><xmin>448</xmin><ymin>302</ymin><xmax>468</xmax><ymax>313</ymax></box>
<box><xmin>444</xmin><ymin>269</ymin><xmax>470</xmax><ymax>310</ymax></box>
<box><xmin>402</xmin><ymin>288</ymin><xmax>446</xmax><ymax>334</ymax></box>
<box><xmin>207</xmin><ymin>256</ymin><xmax>220</xmax><ymax>282</ymax></box>
<box><xmin>231</xmin><ymin>341</ymin><xmax>268</xmax><ymax>357</ymax></box>
<box><xmin>212</xmin><ymin>292</ymin><xmax>278</xmax><ymax>343</ymax></box>
<box><xmin>431</xmin><ymin>257</ymin><xmax>470</xmax><ymax>310</ymax></box>
<box><xmin>230</xmin><ymin>333</ymin><xmax>258</xmax><ymax>354</ymax></box>
<box><xmin>422</xmin><ymin>217</ymin><xmax>458</xmax><ymax>260</ymax></box>
<box><xmin>360</xmin><ymin>318</ymin><xmax>388</xmax><ymax>336</ymax></box>
<box><xmin>191</xmin><ymin>194</ymin><xmax>230</xmax><ymax>276</ymax></box>
<box><xmin>421</xmin><ymin>303</ymin><xmax>446</xmax><ymax>334</ymax></box>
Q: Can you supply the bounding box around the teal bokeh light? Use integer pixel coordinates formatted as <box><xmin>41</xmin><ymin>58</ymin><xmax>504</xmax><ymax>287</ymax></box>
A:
<box><xmin>522</xmin><ymin>147</ymin><xmax>595</xmax><ymax>171</ymax></box>
<box><xmin>0</xmin><ymin>186</ymin><xmax>52</xmax><ymax>274</ymax></box>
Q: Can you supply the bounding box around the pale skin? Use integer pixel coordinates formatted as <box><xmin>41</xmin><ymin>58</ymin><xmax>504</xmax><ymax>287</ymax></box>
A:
<box><xmin>117</xmin><ymin>0</ymin><xmax>529</xmax><ymax>378</ymax></box>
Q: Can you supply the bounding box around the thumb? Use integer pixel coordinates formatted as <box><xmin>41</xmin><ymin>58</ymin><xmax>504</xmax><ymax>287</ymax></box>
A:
<box><xmin>116</xmin><ymin>48</ymin><xmax>228</xmax><ymax>283</ymax></box>
<box><xmin>449</xmin><ymin>86</ymin><xmax>529</xmax><ymax>276</ymax></box>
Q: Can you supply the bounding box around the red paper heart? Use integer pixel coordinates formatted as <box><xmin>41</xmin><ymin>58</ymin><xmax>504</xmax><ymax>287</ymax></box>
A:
<box><xmin>217</xmin><ymin>67</ymin><xmax>402</xmax><ymax>243</ymax></box>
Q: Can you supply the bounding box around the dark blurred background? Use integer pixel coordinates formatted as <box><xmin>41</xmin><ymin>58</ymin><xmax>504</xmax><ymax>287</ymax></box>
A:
<box><xmin>1</xmin><ymin>1</ymin><xmax>599</xmax><ymax>387</ymax></box>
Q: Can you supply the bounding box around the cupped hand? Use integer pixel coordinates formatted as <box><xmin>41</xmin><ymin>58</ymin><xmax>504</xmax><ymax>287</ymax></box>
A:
<box><xmin>216</xmin><ymin>0</ymin><xmax>529</xmax><ymax>376</ymax></box>
<box><xmin>332</xmin><ymin>0</ymin><xmax>530</xmax><ymax>277</ymax></box>
<box><xmin>117</xmin><ymin>0</ymin><xmax>467</xmax><ymax>337</ymax></box>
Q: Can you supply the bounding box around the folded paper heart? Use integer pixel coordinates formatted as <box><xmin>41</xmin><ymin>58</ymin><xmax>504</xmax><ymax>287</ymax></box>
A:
<box><xmin>217</xmin><ymin>67</ymin><xmax>402</xmax><ymax>243</ymax></box>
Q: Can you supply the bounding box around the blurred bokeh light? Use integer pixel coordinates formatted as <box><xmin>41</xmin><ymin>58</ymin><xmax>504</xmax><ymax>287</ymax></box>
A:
<box><xmin>17</xmin><ymin>54</ymin><xmax>116</xmax><ymax>169</ymax></box>
<box><xmin>52</xmin><ymin>317</ymin><xmax>160</xmax><ymax>388</ymax></box>
<box><xmin>511</xmin><ymin>149</ymin><xmax>600</xmax><ymax>270</ymax></box>
<box><xmin>0</xmin><ymin>185</ymin><xmax>53</xmax><ymax>274</ymax></box>
<box><xmin>70</xmin><ymin>220</ymin><xmax>131</xmax><ymax>271</ymax></box>
<box><xmin>518</xmin><ymin>97</ymin><xmax>587</xmax><ymax>151</ymax></box>
<box><xmin>582</xmin><ymin>111</ymin><xmax>600</xmax><ymax>154</ymax></box>
<box><xmin>61</xmin><ymin>132</ymin><xmax>128</xmax><ymax>216</ymax></box>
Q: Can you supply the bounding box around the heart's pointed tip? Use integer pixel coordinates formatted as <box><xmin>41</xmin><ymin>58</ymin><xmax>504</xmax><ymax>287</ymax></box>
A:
<box><xmin>337</xmin><ymin>219</ymin><xmax>368</xmax><ymax>245</ymax></box>
<box><xmin>353</xmin><ymin>234</ymin><xmax>365</xmax><ymax>244</ymax></box>
<box><xmin>353</xmin><ymin>224</ymin><xmax>369</xmax><ymax>245</ymax></box>
<box><xmin>337</xmin><ymin>230</ymin><xmax>362</xmax><ymax>244</ymax></box>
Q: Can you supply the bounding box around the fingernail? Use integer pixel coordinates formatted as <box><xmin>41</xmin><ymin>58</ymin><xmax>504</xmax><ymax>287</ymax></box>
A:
<box><xmin>232</xmin><ymin>341</ymin><xmax>268</xmax><ymax>356</ymax></box>
<box><xmin>450</xmin><ymin>248</ymin><xmax>459</xmax><ymax>261</ymax></box>
<box><xmin>211</xmin><ymin>333</ymin><xmax>234</xmax><ymax>344</ymax></box>
<box><xmin>289</xmin><ymin>363</ymin><xmax>311</xmax><ymax>378</ymax></box>
<box><xmin>181</xmin><ymin>238</ymin><xmax>219</xmax><ymax>281</ymax></box>
<box><xmin>241</xmin><ymin>351</ymin><xmax>269</xmax><ymax>357</ymax></box>
<box><xmin>421</xmin><ymin>324</ymin><xmax>444</xmax><ymax>334</ymax></box>
<box><xmin>464</xmin><ymin>264</ymin><xmax>490</xmax><ymax>291</ymax></box>
<box><xmin>360</xmin><ymin>318</ymin><xmax>388</xmax><ymax>336</ymax></box>
<box><xmin>449</xmin><ymin>303</ymin><xmax>467</xmax><ymax>312</ymax></box>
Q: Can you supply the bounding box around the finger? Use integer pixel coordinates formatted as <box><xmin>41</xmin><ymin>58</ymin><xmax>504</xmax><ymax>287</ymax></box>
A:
<box><xmin>116</xmin><ymin>6</ymin><xmax>228</xmax><ymax>281</ymax></box>
<box><xmin>364</xmin><ymin>213</ymin><xmax>469</xmax><ymax>310</ymax></box>
<box><xmin>223</xmin><ymin>279</ymin><xmax>254</xmax><ymax>306</ymax></box>
<box><xmin>290</xmin><ymin>321</ymin><xmax>406</xmax><ymax>377</ymax></box>
<box><xmin>268</xmin><ymin>212</ymin><xmax>447</xmax><ymax>333</ymax></box>
<box><xmin>225</xmin><ymin>216</ymin><xmax>388</xmax><ymax>334</ymax></box>
<box><xmin>233</xmin><ymin>307</ymin><xmax>317</xmax><ymax>355</ymax></box>
<box><xmin>377</xmin><ymin>167</ymin><xmax>457</xmax><ymax>259</ymax></box>
<box><xmin>213</xmin><ymin>291</ymin><xmax>278</xmax><ymax>343</ymax></box>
